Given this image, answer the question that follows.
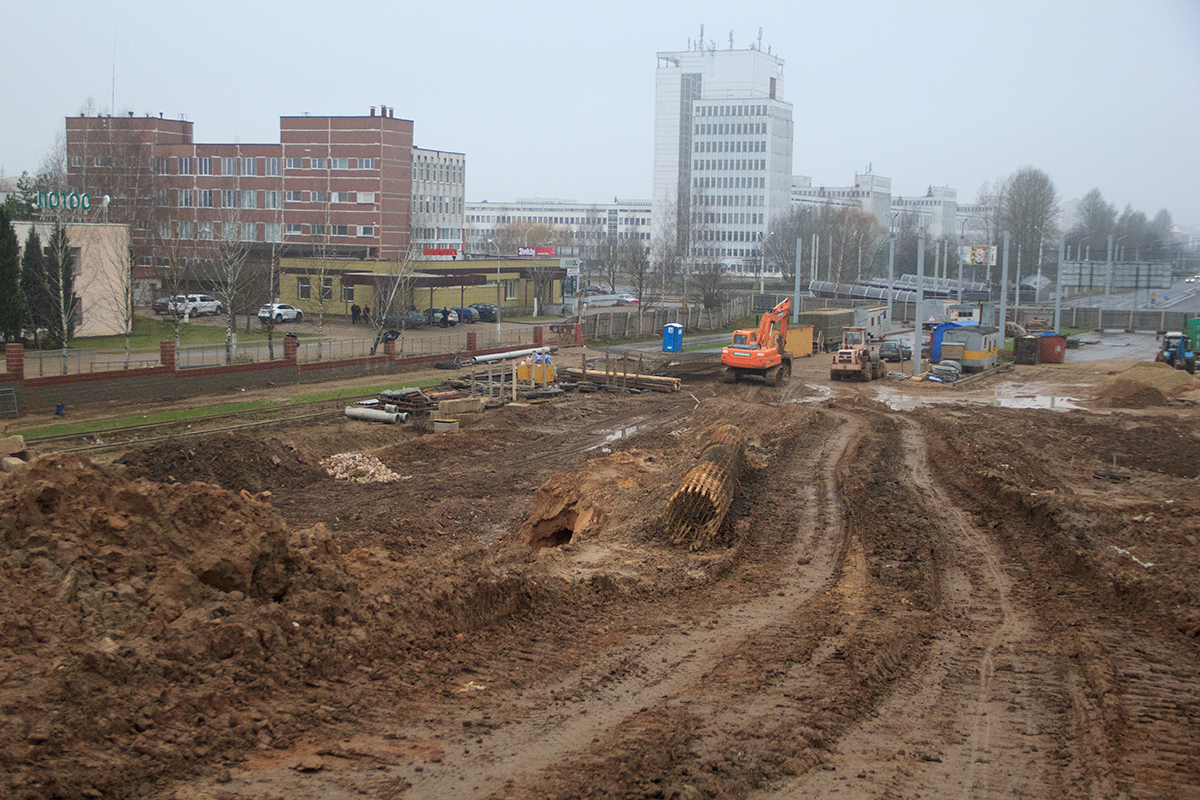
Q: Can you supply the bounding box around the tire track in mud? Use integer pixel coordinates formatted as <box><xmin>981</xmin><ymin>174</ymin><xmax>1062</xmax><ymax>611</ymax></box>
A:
<box><xmin>388</xmin><ymin>411</ymin><xmax>865</xmax><ymax>798</ymax></box>
<box><xmin>767</xmin><ymin>417</ymin><xmax>1074</xmax><ymax>798</ymax></box>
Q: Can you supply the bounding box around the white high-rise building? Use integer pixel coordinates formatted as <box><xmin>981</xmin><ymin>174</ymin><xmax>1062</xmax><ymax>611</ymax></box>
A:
<box><xmin>653</xmin><ymin>46</ymin><xmax>794</xmax><ymax>276</ymax></box>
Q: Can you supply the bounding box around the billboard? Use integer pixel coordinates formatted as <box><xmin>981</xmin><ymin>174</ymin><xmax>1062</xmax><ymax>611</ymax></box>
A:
<box><xmin>517</xmin><ymin>246</ymin><xmax>557</xmax><ymax>258</ymax></box>
<box><xmin>422</xmin><ymin>247</ymin><xmax>458</xmax><ymax>256</ymax></box>
<box><xmin>959</xmin><ymin>245</ymin><xmax>997</xmax><ymax>266</ymax></box>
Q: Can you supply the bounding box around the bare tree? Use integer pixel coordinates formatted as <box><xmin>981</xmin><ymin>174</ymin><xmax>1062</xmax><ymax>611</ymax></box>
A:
<box><xmin>1000</xmin><ymin>166</ymin><xmax>1059</xmax><ymax>285</ymax></box>
<box><xmin>366</xmin><ymin>247</ymin><xmax>420</xmax><ymax>356</ymax></box>
<box><xmin>622</xmin><ymin>232</ymin><xmax>653</xmax><ymax>307</ymax></box>
<box><xmin>597</xmin><ymin>235</ymin><xmax>621</xmax><ymax>293</ymax></box>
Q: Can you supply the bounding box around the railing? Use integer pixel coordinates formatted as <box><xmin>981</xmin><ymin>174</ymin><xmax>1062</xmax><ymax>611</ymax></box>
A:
<box><xmin>175</xmin><ymin>339</ymin><xmax>280</xmax><ymax>369</ymax></box>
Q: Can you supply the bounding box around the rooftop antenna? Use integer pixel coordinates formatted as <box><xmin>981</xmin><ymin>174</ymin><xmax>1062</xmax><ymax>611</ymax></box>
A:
<box><xmin>699</xmin><ymin>24</ymin><xmax>704</xmax><ymax>46</ymax></box>
<box><xmin>757</xmin><ymin>27</ymin><xmax>763</xmax><ymax>51</ymax></box>
<box><xmin>728</xmin><ymin>30</ymin><xmax>734</xmax><ymax>50</ymax></box>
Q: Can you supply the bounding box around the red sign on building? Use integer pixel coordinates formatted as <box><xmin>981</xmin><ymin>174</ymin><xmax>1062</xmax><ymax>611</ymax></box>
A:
<box><xmin>423</xmin><ymin>248</ymin><xmax>458</xmax><ymax>256</ymax></box>
<box><xmin>517</xmin><ymin>246</ymin><xmax>557</xmax><ymax>258</ymax></box>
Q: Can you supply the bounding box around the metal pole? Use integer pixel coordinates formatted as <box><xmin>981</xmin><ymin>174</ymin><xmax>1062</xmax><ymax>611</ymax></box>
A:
<box><xmin>1054</xmin><ymin>238</ymin><xmax>1064</xmax><ymax>333</ymax></box>
<box><xmin>999</xmin><ymin>231</ymin><xmax>1010</xmax><ymax>346</ymax></box>
<box><xmin>1014</xmin><ymin>241</ymin><xmax>1022</xmax><ymax>313</ymax></box>
<box><xmin>887</xmin><ymin>231</ymin><xmax>895</xmax><ymax>330</ymax></box>
<box><xmin>1105</xmin><ymin>234</ymin><xmax>1114</xmax><ymax>306</ymax></box>
<box><xmin>792</xmin><ymin>236</ymin><xmax>802</xmax><ymax>324</ymax></box>
<box><xmin>914</xmin><ymin>228</ymin><xmax>925</xmax><ymax>376</ymax></box>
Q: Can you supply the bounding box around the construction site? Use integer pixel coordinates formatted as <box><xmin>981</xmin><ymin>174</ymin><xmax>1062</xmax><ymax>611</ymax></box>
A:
<box><xmin>2</xmin><ymin>326</ymin><xmax>1199</xmax><ymax>800</ymax></box>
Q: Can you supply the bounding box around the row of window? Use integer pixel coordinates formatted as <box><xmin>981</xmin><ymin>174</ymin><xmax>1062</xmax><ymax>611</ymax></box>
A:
<box><xmin>694</xmin><ymin>139</ymin><xmax>765</xmax><ymax>154</ymax></box>
<box><xmin>416</xmin><ymin>196</ymin><xmax>463</xmax><ymax>215</ymax></box>
<box><xmin>412</xmin><ymin>227</ymin><xmax>464</xmax><ymax>240</ymax></box>
<box><xmin>413</xmin><ymin>162</ymin><xmax>463</xmax><ymax>184</ymax></box>
<box><xmin>693</xmin><ymin>158</ymin><xmax>767</xmax><ymax>173</ymax></box>
<box><xmin>144</xmin><ymin>156</ymin><xmax>379</xmax><ymax>176</ymax></box>
<box><xmin>163</xmin><ymin>189</ymin><xmax>377</xmax><ymax>209</ymax></box>
<box><xmin>466</xmin><ymin>214</ymin><xmax>636</xmax><ymax>226</ymax></box>
<box><xmin>694</xmin><ymin>122</ymin><xmax>767</xmax><ymax>136</ymax></box>
<box><xmin>695</xmin><ymin>103</ymin><xmax>770</xmax><ymax>118</ymax></box>
<box><xmin>697</xmin><ymin>176</ymin><xmax>765</xmax><ymax>190</ymax></box>
<box><xmin>296</xmin><ymin>276</ymin><xmax>354</xmax><ymax>302</ymax></box>
<box><xmin>694</xmin><ymin>193</ymin><xmax>765</xmax><ymax>208</ymax></box>
<box><xmin>157</xmin><ymin>220</ymin><xmax>380</xmax><ymax>242</ymax></box>
<box><xmin>689</xmin><ymin>212</ymin><xmax>765</xmax><ymax>228</ymax></box>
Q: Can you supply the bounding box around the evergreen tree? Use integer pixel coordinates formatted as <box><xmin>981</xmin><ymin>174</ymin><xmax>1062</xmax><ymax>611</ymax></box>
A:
<box><xmin>20</xmin><ymin>228</ymin><xmax>48</xmax><ymax>348</ymax></box>
<box><xmin>0</xmin><ymin>208</ymin><xmax>23</xmax><ymax>340</ymax></box>
<box><xmin>43</xmin><ymin>223</ymin><xmax>76</xmax><ymax>349</ymax></box>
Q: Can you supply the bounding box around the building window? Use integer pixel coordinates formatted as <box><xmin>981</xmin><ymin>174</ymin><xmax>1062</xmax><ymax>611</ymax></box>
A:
<box><xmin>357</xmin><ymin>192</ymin><xmax>375</xmax><ymax>204</ymax></box>
<box><xmin>285</xmin><ymin>190</ymin><xmax>304</xmax><ymax>202</ymax></box>
<box><xmin>311</xmin><ymin>157</ymin><xmax>326</xmax><ymax>169</ymax></box>
<box><xmin>358</xmin><ymin>225</ymin><xmax>374</xmax><ymax>237</ymax></box>
<box><xmin>342</xmin><ymin>283</ymin><xmax>354</xmax><ymax>302</ymax></box>
<box><xmin>222</xmin><ymin>157</ymin><xmax>237</xmax><ymax>176</ymax></box>
<box><xmin>197</xmin><ymin>221</ymin><xmax>213</xmax><ymax>240</ymax></box>
<box><xmin>222</xmin><ymin>189</ymin><xmax>237</xmax><ymax>208</ymax></box>
<box><xmin>154</xmin><ymin>189</ymin><xmax>169</xmax><ymax>207</ymax></box>
<box><xmin>178</xmin><ymin>157</ymin><xmax>193</xmax><ymax>175</ymax></box>
<box><xmin>320</xmin><ymin>277</ymin><xmax>333</xmax><ymax>300</ymax></box>
<box><xmin>242</xmin><ymin>157</ymin><xmax>256</xmax><ymax>176</ymax></box>
<box><xmin>330</xmin><ymin>158</ymin><xmax>348</xmax><ymax>170</ymax></box>
<box><xmin>298</xmin><ymin>276</ymin><xmax>311</xmax><ymax>299</ymax></box>
<box><xmin>221</xmin><ymin>222</ymin><xmax>237</xmax><ymax>241</ymax></box>
<box><xmin>286</xmin><ymin>158</ymin><xmax>302</xmax><ymax>169</ymax></box>
<box><xmin>264</xmin><ymin>222</ymin><xmax>282</xmax><ymax>243</ymax></box>
<box><xmin>504</xmin><ymin>279</ymin><xmax>518</xmax><ymax>300</ymax></box>
<box><xmin>240</xmin><ymin>190</ymin><xmax>256</xmax><ymax>209</ymax></box>
<box><xmin>70</xmin><ymin>155</ymin><xmax>82</xmax><ymax>167</ymax></box>
<box><xmin>358</xmin><ymin>158</ymin><xmax>375</xmax><ymax>170</ymax></box>
<box><xmin>264</xmin><ymin>190</ymin><xmax>280</xmax><ymax>210</ymax></box>
<box><xmin>330</xmin><ymin>225</ymin><xmax>348</xmax><ymax>236</ymax></box>
<box><xmin>178</xmin><ymin>221</ymin><xmax>194</xmax><ymax>240</ymax></box>
<box><xmin>198</xmin><ymin>189</ymin><xmax>213</xmax><ymax>208</ymax></box>
<box><xmin>310</xmin><ymin>190</ymin><xmax>328</xmax><ymax>203</ymax></box>
<box><xmin>285</xmin><ymin>223</ymin><xmax>302</xmax><ymax>236</ymax></box>
<box><xmin>264</xmin><ymin>158</ymin><xmax>281</xmax><ymax>177</ymax></box>
<box><xmin>155</xmin><ymin>157</ymin><xmax>169</xmax><ymax>175</ymax></box>
<box><xmin>198</xmin><ymin>157</ymin><xmax>212</xmax><ymax>175</ymax></box>
<box><xmin>157</xmin><ymin>220</ymin><xmax>171</xmax><ymax>239</ymax></box>
<box><xmin>179</xmin><ymin>189</ymin><xmax>195</xmax><ymax>207</ymax></box>
<box><xmin>241</xmin><ymin>222</ymin><xmax>257</xmax><ymax>241</ymax></box>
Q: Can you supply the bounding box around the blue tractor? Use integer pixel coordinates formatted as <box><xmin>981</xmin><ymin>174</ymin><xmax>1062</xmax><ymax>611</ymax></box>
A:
<box><xmin>1156</xmin><ymin>332</ymin><xmax>1196</xmax><ymax>375</ymax></box>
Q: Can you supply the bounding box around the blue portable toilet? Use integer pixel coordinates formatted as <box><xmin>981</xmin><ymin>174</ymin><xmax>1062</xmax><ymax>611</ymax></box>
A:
<box><xmin>663</xmin><ymin>323</ymin><xmax>683</xmax><ymax>353</ymax></box>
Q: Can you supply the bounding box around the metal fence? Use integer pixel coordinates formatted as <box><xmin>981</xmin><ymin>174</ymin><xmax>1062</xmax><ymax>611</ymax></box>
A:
<box><xmin>24</xmin><ymin>348</ymin><xmax>158</xmax><ymax>377</ymax></box>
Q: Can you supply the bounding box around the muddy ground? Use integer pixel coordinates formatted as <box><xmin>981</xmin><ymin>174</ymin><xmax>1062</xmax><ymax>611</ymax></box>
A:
<box><xmin>2</xmin><ymin>347</ymin><xmax>1199</xmax><ymax>799</ymax></box>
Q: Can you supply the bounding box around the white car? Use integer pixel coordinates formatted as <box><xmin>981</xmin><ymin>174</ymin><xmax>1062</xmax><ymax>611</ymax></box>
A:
<box><xmin>258</xmin><ymin>303</ymin><xmax>303</xmax><ymax>323</ymax></box>
<box><xmin>162</xmin><ymin>294</ymin><xmax>223</xmax><ymax>317</ymax></box>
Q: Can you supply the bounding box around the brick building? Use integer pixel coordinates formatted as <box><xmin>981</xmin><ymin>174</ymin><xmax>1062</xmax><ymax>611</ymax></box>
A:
<box><xmin>64</xmin><ymin>107</ymin><xmax>415</xmax><ymax>270</ymax></box>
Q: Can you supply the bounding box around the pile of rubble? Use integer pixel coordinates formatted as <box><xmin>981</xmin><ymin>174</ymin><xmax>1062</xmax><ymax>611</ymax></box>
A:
<box><xmin>320</xmin><ymin>452</ymin><xmax>408</xmax><ymax>484</ymax></box>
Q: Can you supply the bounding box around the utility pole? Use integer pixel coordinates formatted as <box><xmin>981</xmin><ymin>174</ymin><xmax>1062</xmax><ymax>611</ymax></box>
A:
<box><xmin>999</xmin><ymin>231</ymin><xmax>1010</xmax><ymax>346</ymax></box>
<box><xmin>887</xmin><ymin>228</ymin><xmax>895</xmax><ymax>330</ymax></box>
<box><xmin>914</xmin><ymin>228</ymin><xmax>925</xmax><ymax>377</ymax></box>
<box><xmin>1054</xmin><ymin>237</ymin><xmax>1064</xmax><ymax>333</ymax></box>
<box><xmin>1105</xmin><ymin>233</ymin><xmax>1114</xmax><ymax>304</ymax></box>
<box><xmin>792</xmin><ymin>236</ymin><xmax>803</xmax><ymax>324</ymax></box>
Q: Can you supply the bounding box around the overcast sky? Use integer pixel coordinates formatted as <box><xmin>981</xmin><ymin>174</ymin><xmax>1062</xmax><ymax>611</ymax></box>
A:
<box><xmin>4</xmin><ymin>0</ymin><xmax>1198</xmax><ymax>228</ymax></box>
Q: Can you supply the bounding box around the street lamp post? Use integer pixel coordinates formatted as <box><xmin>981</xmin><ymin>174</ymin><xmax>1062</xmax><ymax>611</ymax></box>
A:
<box><xmin>958</xmin><ymin>218</ymin><xmax>968</xmax><ymax>303</ymax></box>
<box><xmin>888</xmin><ymin>212</ymin><xmax>899</xmax><ymax>329</ymax></box>
<box><xmin>758</xmin><ymin>231</ymin><xmax>773</xmax><ymax>294</ymax></box>
<box><xmin>488</xmin><ymin>238</ymin><xmax>502</xmax><ymax>343</ymax></box>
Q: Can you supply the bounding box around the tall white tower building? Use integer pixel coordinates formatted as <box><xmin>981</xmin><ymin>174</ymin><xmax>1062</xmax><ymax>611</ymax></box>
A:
<box><xmin>653</xmin><ymin>46</ymin><xmax>793</xmax><ymax>275</ymax></box>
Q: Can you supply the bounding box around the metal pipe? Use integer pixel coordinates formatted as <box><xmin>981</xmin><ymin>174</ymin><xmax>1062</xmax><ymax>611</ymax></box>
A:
<box><xmin>469</xmin><ymin>346</ymin><xmax>551</xmax><ymax>365</ymax></box>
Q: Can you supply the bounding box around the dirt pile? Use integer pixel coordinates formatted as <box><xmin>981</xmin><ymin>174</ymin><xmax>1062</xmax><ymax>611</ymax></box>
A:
<box><xmin>0</xmin><ymin>455</ymin><xmax>544</xmax><ymax>799</ymax></box>
<box><xmin>118</xmin><ymin>433</ymin><xmax>325</xmax><ymax>493</ymax></box>
<box><xmin>1096</xmin><ymin>377</ymin><xmax>1168</xmax><ymax>408</ymax></box>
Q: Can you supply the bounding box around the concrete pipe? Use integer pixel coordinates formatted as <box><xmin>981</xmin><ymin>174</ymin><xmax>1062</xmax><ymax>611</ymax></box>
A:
<box><xmin>469</xmin><ymin>347</ymin><xmax>551</xmax><ymax>365</ymax></box>
<box><xmin>344</xmin><ymin>406</ymin><xmax>408</xmax><ymax>424</ymax></box>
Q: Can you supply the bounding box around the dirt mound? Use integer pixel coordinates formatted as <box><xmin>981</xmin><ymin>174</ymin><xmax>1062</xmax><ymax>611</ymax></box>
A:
<box><xmin>118</xmin><ymin>433</ymin><xmax>325</xmax><ymax>493</ymax></box>
<box><xmin>0</xmin><ymin>454</ymin><xmax>544</xmax><ymax>799</ymax></box>
<box><xmin>1096</xmin><ymin>377</ymin><xmax>1169</xmax><ymax>408</ymax></box>
<box><xmin>1114</xmin><ymin>361</ymin><xmax>1197</xmax><ymax>394</ymax></box>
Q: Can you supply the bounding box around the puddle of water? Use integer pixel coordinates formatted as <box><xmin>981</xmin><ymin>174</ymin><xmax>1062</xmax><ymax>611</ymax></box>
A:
<box><xmin>587</xmin><ymin>424</ymin><xmax>643</xmax><ymax>452</ymax></box>
<box><xmin>873</xmin><ymin>386</ymin><xmax>1083</xmax><ymax>412</ymax></box>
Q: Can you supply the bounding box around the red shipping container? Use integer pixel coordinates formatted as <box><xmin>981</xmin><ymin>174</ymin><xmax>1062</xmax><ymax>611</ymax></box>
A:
<box><xmin>1039</xmin><ymin>335</ymin><xmax>1066</xmax><ymax>364</ymax></box>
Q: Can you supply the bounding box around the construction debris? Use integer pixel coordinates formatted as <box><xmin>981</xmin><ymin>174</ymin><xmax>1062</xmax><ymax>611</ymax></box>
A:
<box><xmin>321</xmin><ymin>452</ymin><xmax>407</xmax><ymax>484</ymax></box>
<box><xmin>560</xmin><ymin>367</ymin><xmax>681</xmax><ymax>392</ymax></box>
<box><xmin>665</xmin><ymin>424</ymin><xmax>746</xmax><ymax>550</ymax></box>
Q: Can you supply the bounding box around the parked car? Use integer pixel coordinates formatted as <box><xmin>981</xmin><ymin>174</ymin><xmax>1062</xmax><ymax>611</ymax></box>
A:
<box><xmin>158</xmin><ymin>294</ymin><xmax>223</xmax><ymax>316</ymax></box>
<box><xmin>425</xmin><ymin>308</ymin><xmax>459</xmax><ymax>327</ymax></box>
<box><xmin>877</xmin><ymin>341</ymin><xmax>911</xmax><ymax>362</ymax></box>
<box><xmin>469</xmin><ymin>303</ymin><xmax>498</xmax><ymax>322</ymax></box>
<box><xmin>615</xmin><ymin>293</ymin><xmax>639</xmax><ymax>306</ymax></box>
<box><xmin>452</xmin><ymin>306</ymin><xmax>479</xmax><ymax>323</ymax></box>
<box><xmin>584</xmin><ymin>285</ymin><xmax>606</xmax><ymax>296</ymax></box>
<box><xmin>258</xmin><ymin>303</ymin><xmax>303</xmax><ymax>323</ymax></box>
<box><xmin>376</xmin><ymin>310</ymin><xmax>428</xmax><ymax>329</ymax></box>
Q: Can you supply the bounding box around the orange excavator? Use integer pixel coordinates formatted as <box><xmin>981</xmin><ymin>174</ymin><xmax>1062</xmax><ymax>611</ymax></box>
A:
<box><xmin>721</xmin><ymin>298</ymin><xmax>792</xmax><ymax>386</ymax></box>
